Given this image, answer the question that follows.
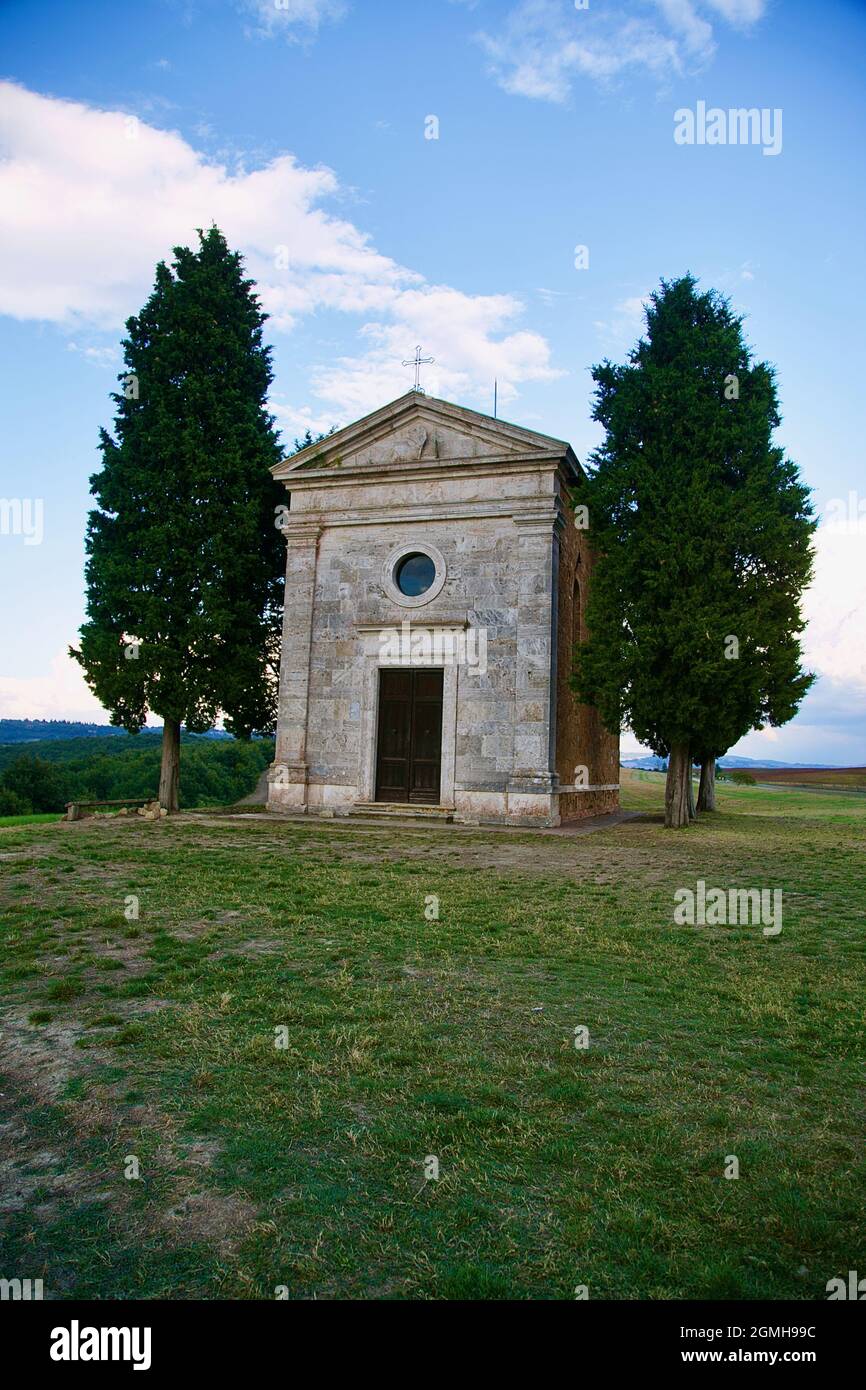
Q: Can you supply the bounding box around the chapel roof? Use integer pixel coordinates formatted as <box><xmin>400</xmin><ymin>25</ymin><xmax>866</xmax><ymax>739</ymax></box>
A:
<box><xmin>272</xmin><ymin>390</ymin><xmax>580</xmax><ymax>481</ymax></box>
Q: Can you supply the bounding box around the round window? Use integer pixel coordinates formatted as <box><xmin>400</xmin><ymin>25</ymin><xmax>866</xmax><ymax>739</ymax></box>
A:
<box><xmin>395</xmin><ymin>551</ymin><xmax>435</xmax><ymax>597</ymax></box>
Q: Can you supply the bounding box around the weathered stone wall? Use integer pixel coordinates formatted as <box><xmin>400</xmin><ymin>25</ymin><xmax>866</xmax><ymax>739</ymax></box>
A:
<box><xmin>303</xmin><ymin>514</ymin><xmax>524</xmax><ymax>810</ymax></box>
<box><xmin>268</xmin><ymin>460</ymin><xmax>563</xmax><ymax>823</ymax></box>
<box><xmin>554</xmin><ymin>483</ymin><xmax>620</xmax><ymax>821</ymax></box>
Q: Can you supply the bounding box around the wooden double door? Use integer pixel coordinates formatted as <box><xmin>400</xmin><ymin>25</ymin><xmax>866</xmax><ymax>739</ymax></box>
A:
<box><xmin>375</xmin><ymin>669</ymin><xmax>443</xmax><ymax>804</ymax></box>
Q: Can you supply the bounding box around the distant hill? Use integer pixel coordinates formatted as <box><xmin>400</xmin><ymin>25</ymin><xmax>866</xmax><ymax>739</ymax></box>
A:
<box><xmin>0</xmin><ymin>719</ymin><xmax>231</xmax><ymax>744</ymax></box>
<box><xmin>622</xmin><ymin>755</ymin><xmax>839</xmax><ymax>771</ymax></box>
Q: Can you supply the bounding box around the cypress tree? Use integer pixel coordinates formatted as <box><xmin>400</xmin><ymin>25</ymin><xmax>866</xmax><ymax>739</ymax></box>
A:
<box><xmin>72</xmin><ymin>227</ymin><xmax>285</xmax><ymax>810</ymax></box>
<box><xmin>573</xmin><ymin>275</ymin><xmax>815</xmax><ymax>827</ymax></box>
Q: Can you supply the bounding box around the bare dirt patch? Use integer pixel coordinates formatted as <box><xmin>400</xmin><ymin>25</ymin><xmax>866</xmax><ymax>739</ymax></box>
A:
<box><xmin>0</xmin><ymin>843</ymin><xmax>55</xmax><ymax>861</ymax></box>
<box><xmin>0</xmin><ymin>1081</ymin><xmax>122</xmax><ymax>1230</ymax></box>
<box><xmin>0</xmin><ymin>1008</ymin><xmax>101</xmax><ymax>1103</ymax></box>
<box><xmin>208</xmin><ymin>937</ymin><xmax>286</xmax><ymax>960</ymax></box>
<box><xmin>160</xmin><ymin>1190</ymin><xmax>257</xmax><ymax>1248</ymax></box>
<box><xmin>180</xmin><ymin>1137</ymin><xmax>223</xmax><ymax>1169</ymax></box>
<box><xmin>80</xmin><ymin>934</ymin><xmax>153</xmax><ymax>978</ymax></box>
<box><xmin>171</xmin><ymin>921</ymin><xmax>218</xmax><ymax>942</ymax></box>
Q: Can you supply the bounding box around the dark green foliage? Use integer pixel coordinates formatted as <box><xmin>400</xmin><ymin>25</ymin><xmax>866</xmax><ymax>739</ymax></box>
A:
<box><xmin>0</xmin><ymin>755</ymin><xmax>68</xmax><ymax>813</ymax></box>
<box><xmin>71</xmin><ymin>226</ymin><xmax>285</xmax><ymax>749</ymax></box>
<box><xmin>0</xmin><ymin>735</ymin><xmax>273</xmax><ymax>811</ymax></box>
<box><xmin>286</xmin><ymin>426</ymin><xmax>337</xmax><ymax>469</ymax></box>
<box><xmin>288</xmin><ymin>427</ymin><xmax>336</xmax><ymax>455</ymax></box>
<box><xmin>573</xmin><ymin>274</ymin><xmax>816</xmax><ymax>763</ymax></box>
<box><xmin>0</xmin><ymin>787</ymin><xmax>32</xmax><ymax>816</ymax></box>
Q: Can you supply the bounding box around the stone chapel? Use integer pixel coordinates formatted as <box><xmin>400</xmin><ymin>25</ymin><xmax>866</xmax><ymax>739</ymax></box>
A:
<box><xmin>266</xmin><ymin>390</ymin><xmax>619</xmax><ymax>827</ymax></box>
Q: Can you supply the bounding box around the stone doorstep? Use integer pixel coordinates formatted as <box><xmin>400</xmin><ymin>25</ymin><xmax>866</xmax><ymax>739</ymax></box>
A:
<box><xmin>350</xmin><ymin>801</ymin><xmax>455</xmax><ymax>822</ymax></box>
<box><xmin>235</xmin><ymin>805</ymin><xmax>633</xmax><ymax>836</ymax></box>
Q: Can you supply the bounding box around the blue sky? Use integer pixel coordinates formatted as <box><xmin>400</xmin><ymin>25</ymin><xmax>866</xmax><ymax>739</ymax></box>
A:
<box><xmin>1</xmin><ymin>0</ymin><xmax>864</xmax><ymax>762</ymax></box>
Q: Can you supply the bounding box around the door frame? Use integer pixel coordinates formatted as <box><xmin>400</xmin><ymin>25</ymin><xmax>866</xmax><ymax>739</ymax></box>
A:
<box><xmin>356</xmin><ymin>627</ymin><xmax>461</xmax><ymax>807</ymax></box>
<box><xmin>374</xmin><ymin>667</ymin><xmax>444</xmax><ymax>804</ymax></box>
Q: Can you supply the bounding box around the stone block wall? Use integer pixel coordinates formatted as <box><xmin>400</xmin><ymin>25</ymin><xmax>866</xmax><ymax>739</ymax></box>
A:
<box><xmin>554</xmin><ymin>482</ymin><xmax>620</xmax><ymax>822</ymax></box>
<box><xmin>303</xmin><ymin>516</ymin><xmax>524</xmax><ymax>810</ymax></box>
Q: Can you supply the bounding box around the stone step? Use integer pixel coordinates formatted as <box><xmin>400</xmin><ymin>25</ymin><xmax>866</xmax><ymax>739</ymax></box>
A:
<box><xmin>350</xmin><ymin>802</ymin><xmax>454</xmax><ymax>822</ymax></box>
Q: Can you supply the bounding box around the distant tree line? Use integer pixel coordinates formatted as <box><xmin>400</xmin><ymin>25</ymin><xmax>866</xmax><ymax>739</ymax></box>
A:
<box><xmin>0</xmin><ymin>720</ymin><xmax>130</xmax><ymax>743</ymax></box>
<box><xmin>0</xmin><ymin>720</ymin><xmax>235</xmax><ymax>744</ymax></box>
<box><xmin>0</xmin><ymin>735</ymin><xmax>273</xmax><ymax>816</ymax></box>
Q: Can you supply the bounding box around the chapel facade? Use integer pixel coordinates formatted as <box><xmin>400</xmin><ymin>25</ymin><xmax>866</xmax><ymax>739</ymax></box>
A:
<box><xmin>266</xmin><ymin>391</ymin><xmax>619</xmax><ymax>827</ymax></box>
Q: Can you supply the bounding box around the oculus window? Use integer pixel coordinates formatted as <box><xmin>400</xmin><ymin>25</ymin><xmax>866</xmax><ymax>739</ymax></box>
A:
<box><xmin>395</xmin><ymin>552</ymin><xmax>436</xmax><ymax>597</ymax></box>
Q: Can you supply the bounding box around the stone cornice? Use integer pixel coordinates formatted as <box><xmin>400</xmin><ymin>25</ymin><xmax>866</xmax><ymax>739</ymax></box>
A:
<box><xmin>512</xmin><ymin>504</ymin><xmax>565</xmax><ymax>536</ymax></box>
<box><xmin>279</xmin><ymin>496</ymin><xmax>556</xmax><ymax>529</ymax></box>
<box><xmin>277</xmin><ymin>449</ymin><xmax>576</xmax><ymax>492</ymax></box>
<box><xmin>355</xmin><ymin>619</ymin><xmax>470</xmax><ymax>632</ymax></box>
<box><xmin>278</xmin><ymin>521</ymin><xmax>322</xmax><ymax>545</ymax></box>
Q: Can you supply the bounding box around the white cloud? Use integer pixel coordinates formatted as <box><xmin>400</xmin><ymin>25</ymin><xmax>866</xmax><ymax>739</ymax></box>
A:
<box><xmin>593</xmin><ymin>292</ymin><xmax>650</xmax><ymax>352</ymax></box>
<box><xmin>477</xmin><ymin>0</ymin><xmax>768</xmax><ymax>104</ymax></box>
<box><xmin>615</xmin><ymin>515</ymin><xmax>866</xmax><ymax>767</ymax></box>
<box><xmin>241</xmin><ymin>0</ymin><xmax>347</xmax><ymax>38</ymax></box>
<box><xmin>311</xmin><ymin>285</ymin><xmax>561</xmax><ymax>418</ymax></box>
<box><xmin>705</xmin><ymin>0</ymin><xmax>766</xmax><ymax>24</ymax></box>
<box><xmin>728</xmin><ymin>527</ymin><xmax>866</xmax><ymax>764</ymax></box>
<box><xmin>802</xmin><ymin>528</ymin><xmax>866</xmax><ymax>695</ymax></box>
<box><xmin>480</xmin><ymin>8</ymin><xmax>682</xmax><ymax>104</ymax></box>
<box><xmin>0</xmin><ymin>80</ymin><xmax>402</xmax><ymax>328</ymax></box>
<box><xmin>66</xmin><ymin>341</ymin><xmax>120</xmax><ymax>366</ymax></box>
<box><xmin>654</xmin><ymin>0</ymin><xmax>714</xmax><ymax>59</ymax></box>
<box><xmin>0</xmin><ymin>646</ymin><xmax>105</xmax><ymax>723</ymax></box>
<box><xmin>270</xmin><ymin>399</ymin><xmax>337</xmax><ymax>440</ymax></box>
<box><xmin>0</xmin><ymin>81</ymin><xmax>556</xmax><ymax>417</ymax></box>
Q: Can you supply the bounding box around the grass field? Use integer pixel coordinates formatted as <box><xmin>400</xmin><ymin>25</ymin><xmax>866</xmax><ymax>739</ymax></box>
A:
<box><xmin>1</xmin><ymin>772</ymin><xmax>863</xmax><ymax>1300</ymax></box>
<box><xmin>0</xmin><ymin>812</ymin><xmax>62</xmax><ymax>828</ymax></box>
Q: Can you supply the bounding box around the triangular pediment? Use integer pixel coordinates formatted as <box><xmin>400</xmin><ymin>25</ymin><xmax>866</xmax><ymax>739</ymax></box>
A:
<box><xmin>272</xmin><ymin>392</ymin><xmax>575</xmax><ymax>478</ymax></box>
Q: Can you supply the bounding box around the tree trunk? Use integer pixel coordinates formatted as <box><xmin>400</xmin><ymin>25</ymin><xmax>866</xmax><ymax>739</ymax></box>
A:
<box><xmin>158</xmin><ymin>718</ymin><xmax>181</xmax><ymax>813</ymax></box>
<box><xmin>687</xmin><ymin>764</ymin><xmax>697</xmax><ymax>820</ymax></box>
<box><xmin>664</xmin><ymin>741</ymin><xmax>692</xmax><ymax>829</ymax></box>
<box><xmin>697</xmin><ymin>756</ymin><xmax>717</xmax><ymax>812</ymax></box>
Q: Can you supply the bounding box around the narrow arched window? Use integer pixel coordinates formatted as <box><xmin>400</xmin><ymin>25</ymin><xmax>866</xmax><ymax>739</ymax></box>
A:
<box><xmin>571</xmin><ymin>573</ymin><xmax>583</xmax><ymax>680</ymax></box>
<box><xmin>572</xmin><ymin>574</ymin><xmax>582</xmax><ymax>650</ymax></box>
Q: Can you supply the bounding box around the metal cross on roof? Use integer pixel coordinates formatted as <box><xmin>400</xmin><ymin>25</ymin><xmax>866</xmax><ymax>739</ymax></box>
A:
<box><xmin>402</xmin><ymin>345</ymin><xmax>435</xmax><ymax>393</ymax></box>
